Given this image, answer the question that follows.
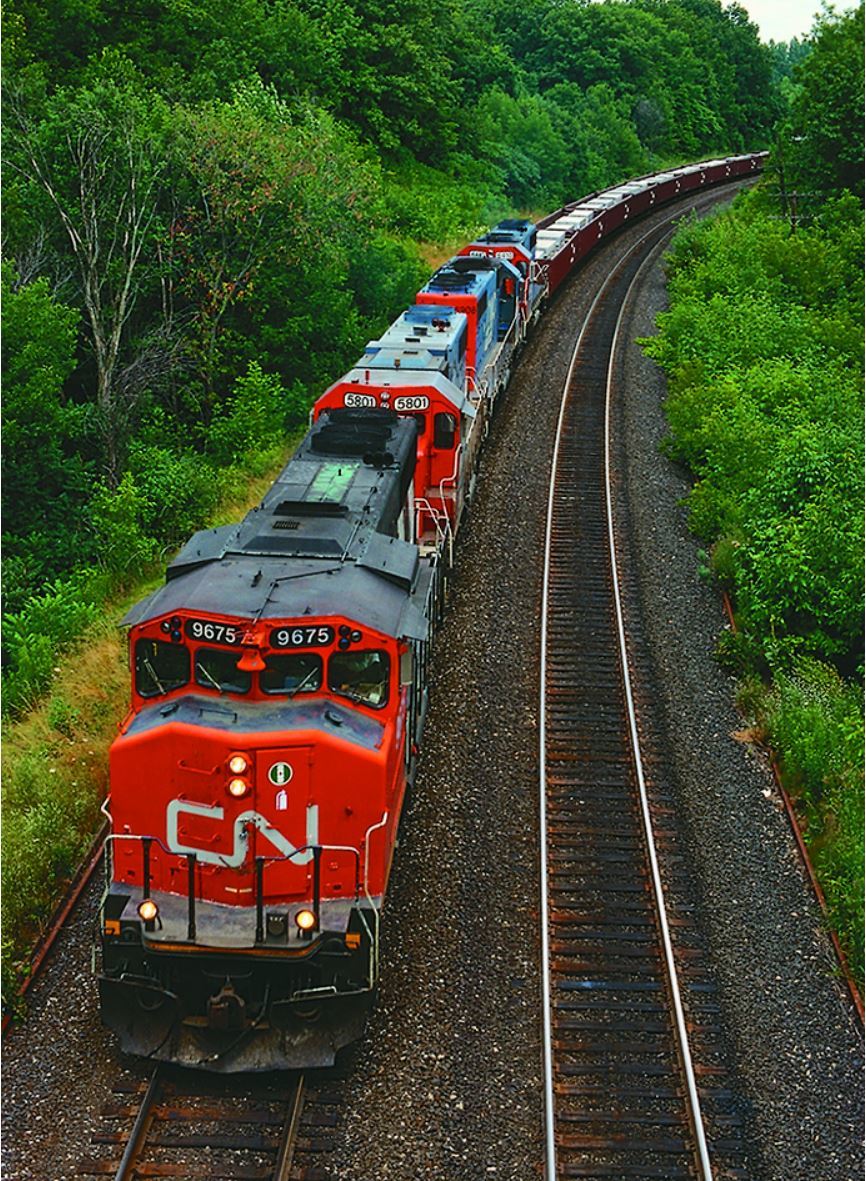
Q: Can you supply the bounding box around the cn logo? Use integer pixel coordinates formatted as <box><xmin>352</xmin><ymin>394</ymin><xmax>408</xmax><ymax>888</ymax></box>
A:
<box><xmin>166</xmin><ymin>799</ymin><xmax>318</xmax><ymax>868</ymax></box>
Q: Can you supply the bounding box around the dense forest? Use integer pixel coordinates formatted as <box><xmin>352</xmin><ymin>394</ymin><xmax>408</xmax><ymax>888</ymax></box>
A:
<box><xmin>2</xmin><ymin>1</ymin><xmax>860</xmax><ymax>995</ymax></box>
<box><xmin>643</xmin><ymin>4</ymin><xmax>864</xmax><ymax>981</ymax></box>
<box><xmin>3</xmin><ymin>0</ymin><xmax>781</xmax><ymax>703</ymax></box>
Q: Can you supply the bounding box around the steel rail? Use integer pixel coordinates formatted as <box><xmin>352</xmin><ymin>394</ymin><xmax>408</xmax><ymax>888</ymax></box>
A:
<box><xmin>273</xmin><ymin>1074</ymin><xmax>306</xmax><ymax>1181</ymax></box>
<box><xmin>604</xmin><ymin>238</ymin><xmax>714</xmax><ymax>1180</ymax></box>
<box><xmin>113</xmin><ymin>1065</ymin><xmax>162</xmax><ymax>1181</ymax></box>
<box><xmin>539</xmin><ymin>196</ymin><xmax>726</xmax><ymax>1181</ymax></box>
<box><xmin>102</xmin><ymin>1064</ymin><xmax>307</xmax><ymax>1180</ymax></box>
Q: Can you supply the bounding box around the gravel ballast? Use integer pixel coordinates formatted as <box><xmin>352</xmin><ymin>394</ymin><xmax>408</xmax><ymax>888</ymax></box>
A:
<box><xmin>3</xmin><ymin>185</ymin><xmax>861</xmax><ymax>1181</ymax></box>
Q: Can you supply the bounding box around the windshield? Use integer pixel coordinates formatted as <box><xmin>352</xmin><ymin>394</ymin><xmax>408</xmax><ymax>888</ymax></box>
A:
<box><xmin>194</xmin><ymin>646</ymin><xmax>251</xmax><ymax>694</ymax></box>
<box><xmin>135</xmin><ymin>638</ymin><xmax>189</xmax><ymax>698</ymax></box>
<box><xmin>328</xmin><ymin>649</ymin><xmax>390</xmax><ymax>708</ymax></box>
<box><xmin>261</xmin><ymin>652</ymin><xmax>323</xmax><ymax>696</ymax></box>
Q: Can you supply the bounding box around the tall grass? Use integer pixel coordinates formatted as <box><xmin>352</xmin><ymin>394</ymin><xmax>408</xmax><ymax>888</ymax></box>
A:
<box><xmin>762</xmin><ymin>660</ymin><xmax>864</xmax><ymax>984</ymax></box>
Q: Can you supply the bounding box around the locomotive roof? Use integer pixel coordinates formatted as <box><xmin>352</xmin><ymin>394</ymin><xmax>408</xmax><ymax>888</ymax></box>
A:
<box><xmin>366</xmin><ymin>303</ymin><xmax>467</xmax><ymax>358</ymax></box>
<box><xmin>122</xmin><ymin>410</ymin><xmax>433</xmax><ymax>641</ymax></box>
<box><xmin>421</xmin><ymin>253</ymin><xmax>523</xmax><ymax>298</ymax></box>
<box><xmin>422</xmin><ymin>258</ymin><xmax>498</xmax><ymax>297</ymax></box>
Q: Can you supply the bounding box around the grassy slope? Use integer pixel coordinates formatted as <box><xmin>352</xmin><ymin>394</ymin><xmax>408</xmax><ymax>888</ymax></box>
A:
<box><xmin>1</xmin><ymin>452</ymin><xmax>292</xmax><ymax>1005</ymax></box>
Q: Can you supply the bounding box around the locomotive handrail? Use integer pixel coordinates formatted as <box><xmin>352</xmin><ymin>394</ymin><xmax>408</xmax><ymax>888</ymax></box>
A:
<box><xmin>252</xmin><ymin>840</ymin><xmax>364</xmax><ymax>940</ymax></box>
<box><xmin>414</xmin><ymin>496</ymin><xmax>454</xmax><ymax>562</ymax></box>
<box><xmin>363</xmin><ymin>811</ymin><xmax>389</xmax><ymax>981</ymax></box>
<box><xmin>438</xmin><ymin>442</ymin><xmax>464</xmax><ymax>511</ymax></box>
<box><xmin>103</xmin><ymin>831</ymin><xmax>365</xmax><ymax>944</ymax></box>
<box><xmin>465</xmin><ymin>365</ymin><xmax>483</xmax><ymax>404</ymax></box>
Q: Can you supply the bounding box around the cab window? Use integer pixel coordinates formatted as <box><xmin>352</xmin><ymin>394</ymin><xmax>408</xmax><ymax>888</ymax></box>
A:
<box><xmin>135</xmin><ymin>638</ymin><xmax>189</xmax><ymax>698</ymax></box>
<box><xmin>261</xmin><ymin>652</ymin><xmax>323</xmax><ymax>696</ymax></box>
<box><xmin>433</xmin><ymin>412</ymin><xmax>456</xmax><ymax>450</ymax></box>
<box><xmin>194</xmin><ymin>646</ymin><xmax>251</xmax><ymax>694</ymax></box>
<box><xmin>328</xmin><ymin>649</ymin><xmax>390</xmax><ymax>709</ymax></box>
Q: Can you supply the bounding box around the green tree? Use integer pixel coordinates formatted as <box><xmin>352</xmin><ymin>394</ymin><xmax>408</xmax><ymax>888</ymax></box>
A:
<box><xmin>168</xmin><ymin>80</ymin><xmax>379</xmax><ymax>404</ymax></box>
<box><xmin>787</xmin><ymin>4</ymin><xmax>865</xmax><ymax>197</ymax></box>
<box><xmin>294</xmin><ymin>0</ymin><xmax>460</xmax><ymax>159</ymax></box>
<box><xmin>1</xmin><ymin>266</ymin><xmax>93</xmax><ymax>609</ymax></box>
<box><xmin>5</xmin><ymin>65</ymin><xmax>171</xmax><ymax>482</ymax></box>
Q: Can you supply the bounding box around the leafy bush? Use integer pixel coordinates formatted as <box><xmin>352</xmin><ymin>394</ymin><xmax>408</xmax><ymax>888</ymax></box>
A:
<box><xmin>2</xmin><ymin>575</ymin><xmax>103</xmax><ymax>716</ymax></box>
<box><xmin>1</xmin><ymin>747</ymin><xmax>102</xmax><ymax>1001</ymax></box>
<box><xmin>88</xmin><ymin>473</ymin><xmax>160</xmax><ymax>580</ymax></box>
<box><xmin>127</xmin><ymin>443</ymin><xmax>223</xmax><ymax>547</ymax></box>
<box><xmin>763</xmin><ymin>659</ymin><xmax>864</xmax><ymax>982</ymax></box>
<box><xmin>644</xmin><ymin>183</ymin><xmax>864</xmax><ymax>987</ymax></box>
<box><xmin>208</xmin><ymin>361</ymin><xmax>307</xmax><ymax>466</ymax></box>
<box><xmin>349</xmin><ymin>234</ymin><xmax>429</xmax><ymax>337</ymax></box>
<box><xmin>382</xmin><ymin>159</ymin><xmax>492</xmax><ymax>244</ymax></box>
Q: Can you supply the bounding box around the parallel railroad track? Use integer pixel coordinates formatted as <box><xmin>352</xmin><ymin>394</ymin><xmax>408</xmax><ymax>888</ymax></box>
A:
<box><xmin>539</xmin><ymin>200</ymin><xmax>756</xmax><ymax>1180</ymax></box>
<box><xmin>76</xmin><ymin>1064</ymin><xmax>343</xmax><ymax>1180</ymax></box>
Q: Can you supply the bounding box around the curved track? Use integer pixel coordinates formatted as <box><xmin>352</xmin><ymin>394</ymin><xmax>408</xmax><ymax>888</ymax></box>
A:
<box><xmin>539</xmin><ymin>207</ymin><xmax>753</xmax><ymax>1180</ymax></box>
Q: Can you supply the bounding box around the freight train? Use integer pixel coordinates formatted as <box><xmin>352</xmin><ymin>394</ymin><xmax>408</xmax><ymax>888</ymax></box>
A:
<box><xmin>98</xmin><ymin>153</ymin><xmax>764</xmax><ymax>1072</ymax></box>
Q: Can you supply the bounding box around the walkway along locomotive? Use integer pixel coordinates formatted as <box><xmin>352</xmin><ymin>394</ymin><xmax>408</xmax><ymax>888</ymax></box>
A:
<box><xmin>97</xmin><ymin>153</ymin><xmax>764</xmax><ymax>1072</ymax></box>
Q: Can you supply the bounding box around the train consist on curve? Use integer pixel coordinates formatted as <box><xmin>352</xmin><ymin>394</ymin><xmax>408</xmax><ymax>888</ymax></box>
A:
<box><xmin>97</xmin><ymin>153</ymin><xmax>764</xmax><ymax>1072</ymax></box>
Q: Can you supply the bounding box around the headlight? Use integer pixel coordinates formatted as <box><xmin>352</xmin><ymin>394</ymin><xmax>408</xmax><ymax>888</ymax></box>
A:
<box><xmin>138</xmin><ymin>899</ymin><xmax>159</xmax><ymax>922</ymax></box>
<box><xmin>228</xmin><ymin>754</ymin><xmax>248</xmax><ymax>775</ymax></box>
<box><xmin>228</xmin><ymin>777</ymin><xmax>250</xmax><ymax>798</ymax></box>
<box><xmin>295</xmin><ymin>908</ymin><xmax>316</xmax><ymax>932</ymax></box>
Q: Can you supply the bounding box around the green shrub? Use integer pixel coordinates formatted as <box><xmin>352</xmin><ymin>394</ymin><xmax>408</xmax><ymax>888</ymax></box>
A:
<box><xmin>127</xmin><ymin>443</ymin><xmax>222</xmax><ymax>547</ymax></box>
<box><xmin>88</xmin><ymin>472</ymin><xmax>160</xmax><ymax>579</ymax></box>
<box><xmin>765</xmin><ymin>658</ymin><xmax>863</xmax><ymax>805</ymax></box>
<box><xmin>1</xmin><ymin>749</ymin><xmax>98</xmax><ymax>953</ymax></box>
<box><xmin>208</xmin><ymin>361</ymin><xmax>306</xmax><ymax>467</ymax></box>
<box><xmin>2</xmin><ymin>575</ymin><xmax>103</xmax><ymax>716</ymax></box>
<box><xmin>763</xmin><ymin>658</ymin><xmax>864</xmax><ymax>981</ymax></box>
<box><xmin>47</xmin><ymin>695</ymin><xmax>81</xmax><ymax>739</ymax></box>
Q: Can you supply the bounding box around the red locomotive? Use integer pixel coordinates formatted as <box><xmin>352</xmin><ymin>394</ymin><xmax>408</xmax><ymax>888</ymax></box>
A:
<box><xmin>98</xmin><ymin>155</ymin><xmax>764</xmax><ymax>1071</ymax></box>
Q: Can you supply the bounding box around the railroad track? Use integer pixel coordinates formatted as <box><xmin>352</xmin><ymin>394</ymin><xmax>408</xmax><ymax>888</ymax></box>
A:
<box><xmin>76</xmin><ymin>1063</ymin><xmax>342</xmax><ymax>1180</ymax></box>
<box><xmin>539</xmin><ymin>204</ymin><xmax>755</xmax><ymax>1180</ymax></box>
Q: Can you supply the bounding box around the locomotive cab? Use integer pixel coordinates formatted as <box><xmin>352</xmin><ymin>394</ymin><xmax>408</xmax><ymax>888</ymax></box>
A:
<box><xmin>458</xmin><ymin>220</ymin><xmax>542</xmax><ymax>329</ymax></box>
<box><xmin>313</xmin><ymin>310</ymin><xmax>477</xmax><ymax>548</ymax></box>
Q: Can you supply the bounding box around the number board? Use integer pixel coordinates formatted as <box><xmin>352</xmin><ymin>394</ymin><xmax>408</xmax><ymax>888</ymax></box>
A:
<box><xmin>343</xmin><ymin>392</ymin><xmax>377</xmax><ymax>408</ymax></box>
<box><xmin>394</xmin><ymin>395</ymin><xmax>429</xmax><ymax>412</ymax></box>
<box><xmin>185</xmin><ymin>619</ymin><xmax>246</xmax><ymax>646</ymax></box>
<box><xmin>270</xmin><ymin>625</ymin><xmax>335</xmax><ymax>649</ymax></box>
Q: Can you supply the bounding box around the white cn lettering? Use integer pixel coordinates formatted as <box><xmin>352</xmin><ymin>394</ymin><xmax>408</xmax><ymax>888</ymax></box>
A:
<box><xmin>166</xmin><ymin>799</ymin><xmax>319</xmax><ymax>868</ymax></box>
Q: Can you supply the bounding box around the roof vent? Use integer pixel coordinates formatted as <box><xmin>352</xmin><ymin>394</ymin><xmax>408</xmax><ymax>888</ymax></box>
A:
<box><xmin>274</xmin><ymin>500</ymin><xmax>348</xmax><ymax>518</ymax></box>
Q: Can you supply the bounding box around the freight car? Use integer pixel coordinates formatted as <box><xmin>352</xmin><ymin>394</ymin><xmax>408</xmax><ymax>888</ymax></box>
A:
<box><xmin>97</xmin><ymin>154</ymin><xmax>764</xmax><ymax>1071</ymax></box>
